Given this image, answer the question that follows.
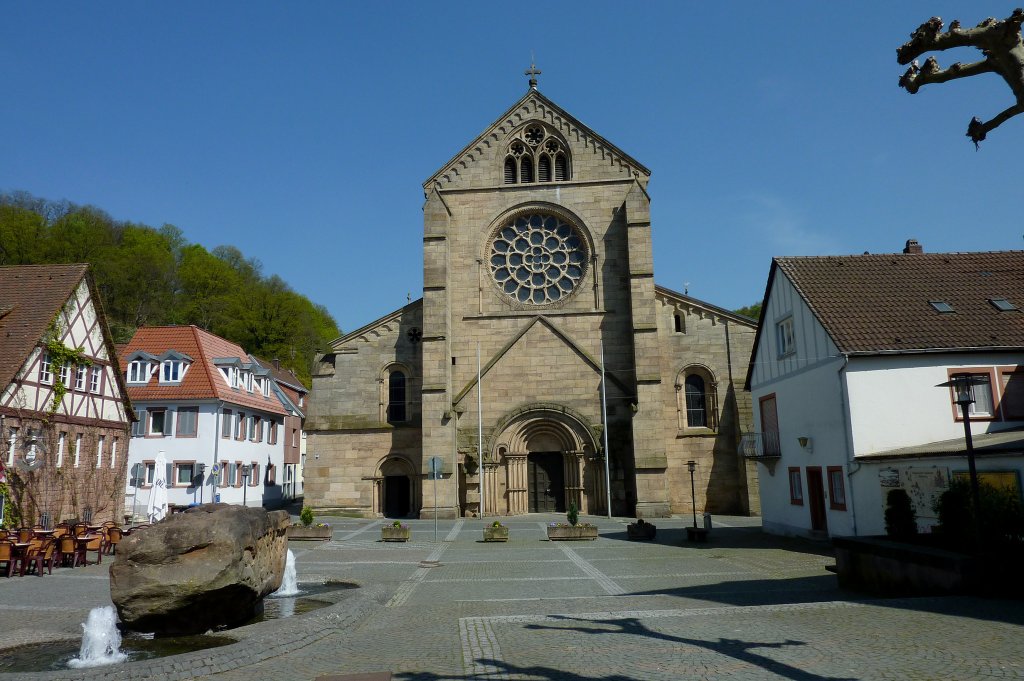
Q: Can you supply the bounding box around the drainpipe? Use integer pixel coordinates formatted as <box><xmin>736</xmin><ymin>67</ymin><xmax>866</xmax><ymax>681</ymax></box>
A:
<box><xmin>837</xmin><ymin>355</ymin><xmax>859</xmax><ymax>536</ymax></box>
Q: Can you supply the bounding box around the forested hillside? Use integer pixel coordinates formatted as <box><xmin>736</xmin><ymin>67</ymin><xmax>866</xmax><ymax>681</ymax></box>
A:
<box><xmin>0</xmin><ymin>191</ymin><xmax>338</xmax><ymax>386</ymax></box>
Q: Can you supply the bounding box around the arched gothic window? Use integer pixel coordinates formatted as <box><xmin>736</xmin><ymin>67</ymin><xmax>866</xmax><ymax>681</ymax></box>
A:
<box><xmin>676</xmin><ymin>367</ymin><xmax>718</xmax><ymax>430</ymax></box>
<box><xmin>387</xmin><ymin>371</ymin><xmax>407</xmax><ymax>423</ymax></box>
<box><xmin>502</xmin><ymin>125</ymin><xmax>571</xmax><ymax>184</ymax></box>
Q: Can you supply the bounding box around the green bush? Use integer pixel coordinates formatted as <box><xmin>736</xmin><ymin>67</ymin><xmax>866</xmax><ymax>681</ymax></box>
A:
<box><xmin>299</xmin><ymin>506</ymin><xmax>314</xmax><ymax>527</ymax></box>
<box><xmin>934</xmin><ymin>478</ymin><xmax>1024</xmax><ymax>547</ymax></box>
<box><xmin>567</xmin><ymin>502</ymin><xmax>579</xmax><ymax>527</ymax></box>
<box><xmin>884</xmin><ymin>489</ymin><xmax>917</xmax><ymax>538</ymax></box>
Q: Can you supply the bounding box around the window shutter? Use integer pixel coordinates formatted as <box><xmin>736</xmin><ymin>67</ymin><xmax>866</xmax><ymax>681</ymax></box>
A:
<box><xmin>520</xmin><ymin>157</ymin><xmax>534</xmax><ymax>183</ymax></box>
<box><xmin>165</xmin><ymin>463</ymin><xmax>173</xmax><ymax>484</ymax></box>
<box><xmin>164</xmin><ymin>410</ymin><xmax>173</xmax><ymax>436</ymax></box>
<box><xmin>538</xmin><ymin>155</ymin><xmax>551</xmax><ymax>182</ymax></box>
<box><xmin>554</xmin><ymin>153</ymin><xmax>568</xmax><ymax>181</ymax></box>
<box><xmin>503</xmin><ymin>157</ymin><xmax>516</xmax><ymax>184</ymax></box>
<box><xmin>132</xmin><ymin>409</ymin><xmax>146</xmax><ymax>437</ymax></box>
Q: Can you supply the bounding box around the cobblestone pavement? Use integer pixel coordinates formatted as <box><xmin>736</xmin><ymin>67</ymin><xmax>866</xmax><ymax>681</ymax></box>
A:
<box><xmin>1</xmin><ymin>515</ymin><xmax>1022</xmax><ymax>680</ymax></box>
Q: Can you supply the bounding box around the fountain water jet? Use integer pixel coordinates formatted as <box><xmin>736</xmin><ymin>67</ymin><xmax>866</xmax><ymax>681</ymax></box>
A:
<box><xmin>67</xmin><ymin>606</ymin><xmax>127</xmax><ymax>668</ymax></box>
<box><xmin>272</xmin><ymin>549</ymin><xmax>300</xmax><ymax>597</ymax></box>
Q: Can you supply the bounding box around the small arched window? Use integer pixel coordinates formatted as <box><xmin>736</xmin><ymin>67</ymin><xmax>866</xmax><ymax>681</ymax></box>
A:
<box><xmin>387</xmin><ymin>371</ymin><xmax>407</xmax><ymax>423</ymax></box>
<box><xmin>538</xmin><ymin>155</ymin><xmax>551</xmax><ymax>182</ymax></box>
<box><xmin>520</xmin><ymin>157</ymin><xmax>534</xmax><ymax>183</ymax></box>
<box><xmin>504</xmin><ymin>157</ymin><xmax>517</xmax><ymax>184</ymax></box>
<box><xmin>677</xmin><ymin>367</ymin><xmax>718</xmax><ymax>430</ymax></box>
<box><xmin>554</xmin><ymin>153</ymin><xmax>569</xmax><ymax>181</ymax></box>
<box><xmin>685</xmin><ymin>374</ymin><xmax>707</xmax><ymax>428</ymax></box>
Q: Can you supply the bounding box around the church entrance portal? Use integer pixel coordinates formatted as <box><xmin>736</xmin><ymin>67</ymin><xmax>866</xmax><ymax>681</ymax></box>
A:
<box><xmin>383</xmin><ymin>475</ymin><xmax>411</xmax><ymax>517</ymax></box>
<box><xmin>527</xmin><ymin>452</ymin><xmax>565</xmax><ymax>513</ymax></box>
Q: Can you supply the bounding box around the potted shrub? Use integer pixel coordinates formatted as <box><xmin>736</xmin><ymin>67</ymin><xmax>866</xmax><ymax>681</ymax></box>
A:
<box><xmin>286</xmin><ymin>506</ymin><xmax>332</xmax><ymax>540</ymax></box>
<box><xmin>381</xmin><ymin>520</ymin><xmax>411</xmax><ymax>542</ymax></box>
<box><xmin>627</xmin><ymin>518</ymin><xmax>657</xmax><ymax>540</ymax></box>
<box><xmin>483</xmin><ymin>520</ymin><xmax>509</xmax><ymax>542</ymax></box>
<box><xmin>546</xmin><ymin>503</ymin><xmax>598</xmax><ymax>541</ymax></box>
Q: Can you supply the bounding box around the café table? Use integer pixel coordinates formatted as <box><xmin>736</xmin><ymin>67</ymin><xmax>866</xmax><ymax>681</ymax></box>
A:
<box><xmin>75</xmin><ymin>534</ymin><xmax>104</xmax><ymax>565</ymax></box>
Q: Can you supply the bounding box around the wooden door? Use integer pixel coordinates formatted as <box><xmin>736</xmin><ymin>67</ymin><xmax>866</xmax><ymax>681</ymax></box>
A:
<box><xmin>806</xmin><ymin>467</ymin><xmax>828</xmax><ymax>533</ymax></box>
<box><xmin>528</xmin><ymin>453</ymin><xmax>565</xmax><ymax>513</ymax></box>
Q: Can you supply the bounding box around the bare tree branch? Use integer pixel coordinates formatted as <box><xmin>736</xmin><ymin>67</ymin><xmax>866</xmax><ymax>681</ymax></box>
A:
<box><xmin>896</xmin><ymin>9</ymin><xmax>1024</xmax><ymax>146</ymax></box>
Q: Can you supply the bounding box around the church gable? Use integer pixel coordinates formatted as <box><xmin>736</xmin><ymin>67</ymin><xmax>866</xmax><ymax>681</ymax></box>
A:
<box><xmin>423</xmin><ymin>90</ymin><xmax>651</xmax><ymax>192</ymax></box>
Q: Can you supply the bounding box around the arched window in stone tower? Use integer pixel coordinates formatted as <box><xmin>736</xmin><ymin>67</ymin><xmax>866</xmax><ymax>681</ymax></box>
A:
<box><xmin>676</xmin><ymin>366</ymin><xmax>718</xmax><ymax>431</ymax></box>
<box><xmin>502</xmin><ymin>126</ymin><xmax>571</xmax><ymax>184</ymax></box>
<box><xmin>387</xmin><ymin>370</ymin><xmax>407</xmax><ymax>423</ymax></box>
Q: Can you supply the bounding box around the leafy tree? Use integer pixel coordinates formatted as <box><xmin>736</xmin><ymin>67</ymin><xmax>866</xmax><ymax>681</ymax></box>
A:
<box><xmin>734</xmin><ymin>302</ymin><xmax>762</xmax><ymax>320</ymax></box>
<box><xmin>0</xmin><ymin>191</ymin><xmax>340</xmax><ymax>386</ymax></box>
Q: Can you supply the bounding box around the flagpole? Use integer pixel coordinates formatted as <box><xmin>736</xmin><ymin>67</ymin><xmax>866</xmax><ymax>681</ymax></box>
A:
<box><xmin>478</xmin><ymin>342</ymin><xmax>484</xmax><ymax>518</ymax></box>
<box><xmin>600</xmin><ymin>342</ymin><xmax>612</xmax><ymax>518</ymax></box>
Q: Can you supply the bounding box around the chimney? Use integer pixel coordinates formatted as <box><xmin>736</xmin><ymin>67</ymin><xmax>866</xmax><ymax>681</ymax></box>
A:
<box><xmin>272</xmin><ymin>358</ymin><xmax>281</xmax><ymax>370</ymax></box>
<box><xmin>903</xmin><ymin>239</ymin><xmax>923</xmax><ymax>254</ymax></box>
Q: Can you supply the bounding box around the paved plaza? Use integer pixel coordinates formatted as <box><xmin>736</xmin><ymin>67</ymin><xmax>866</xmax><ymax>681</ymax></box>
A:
<box><xmin>1</xmin><ymin>514</ymin><xmax>1023</xmax><ymax>680</ymax></box>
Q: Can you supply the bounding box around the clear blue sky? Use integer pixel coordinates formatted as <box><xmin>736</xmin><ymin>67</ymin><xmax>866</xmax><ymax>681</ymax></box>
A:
<box><xmin>3</xmin><ymin>2</ymin><xmax>1022</xmax><ymax>332</ymax></box>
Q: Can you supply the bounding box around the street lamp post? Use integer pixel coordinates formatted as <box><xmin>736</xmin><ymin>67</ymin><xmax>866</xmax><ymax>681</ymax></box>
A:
<box><xmin>241</xmin><ymin>464</ymin><xmax>251</xmax><ymax>507</ymax></box>
<box><xmin>938</xmin><ymin>373</ymin><xmax>987</xmax><ymax>539</ymax></box>
<box><xmin>687</xmin><ymin>460</ymin><xmax>698</xmax><ymax>529</ymax></box>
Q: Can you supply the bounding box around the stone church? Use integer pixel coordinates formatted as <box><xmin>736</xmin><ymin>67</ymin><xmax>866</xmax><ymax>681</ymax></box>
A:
<box><xmin>306</xmin><ymin>78</ymin><xmax>758</xmax><ymax>519</ymax></box>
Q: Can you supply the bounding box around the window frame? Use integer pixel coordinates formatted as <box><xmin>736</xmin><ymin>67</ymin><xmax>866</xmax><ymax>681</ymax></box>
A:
<box><xmin>947</xmin><ymin>368</ymin><xmax>999</xmax><ymax>422</ymax></box>
<box><xmin>39</xmin><ymin>352</ymin><xmax>53</xmax><ymax>384</ymax></box>
<box><xmin>59</xmin><ymin>363</ymin><xmax>71</xmax><ymax>387</ymax></box>
<box><xmin>235</xmin><ymin>412</ymin><xmax>246</xmax><ymax>440</ymax></box>
<box><xmin>127</xmin><ymin>361</ymin><xmax>149</xmax><ymax>384</ymax></box>
<box><xmin>776</xmin><ymin>316</ymin><xmax>795</xmax><ymax>358</ymax></box>
<box><xmin>999</xmin><ymin>366</ymin><xmax>1024</xmax><ymax>421</ymax></box>
<box><xmin>160</xmin><ymin>360</ymin><xmax>183</xmax><ymax>384</ymax></box>
<box><xmin>251</xmin><ymin>415</ymin><xmax>262</xmax><ymax>443</ymax></box>
<box><xmin>827</xmin><ymin>466</ymin><xmax>847</xmax><ymax>511</ymax></box>
<box><xmin>89</xmin><ymin>365</ymin><xmax>102</xmax><ymax>394</ymax></box>
<box><xmin>173</xmin><ymin>461</ymin><xmax>196</xmax><ymax>488</ymax></box>
<box><xmin>249</xmin><ymin>462</ymin><xmax>260</xmax><ymax>487</ymax></box>
<box><xmin>148</xmin><ymin>409</ymin><xmax>168</xmax><ymax>437</ymax></box>
<box><xmin>221</xmin><ymin>409</ymin><xmax>233</xmax><ymax>438</ymax></box>
<box><xmin>267</xmin><ymin>419</ymin><xmax>278</xmax><ymax>445</ymax></box>
<box><xmin>788</xmin><ymin>467</ymin><xmax>804</xmax><ymax>505</ymax></box>
<box><xmin>95</xmin><ymin>435</ymin><xmax>104</xmax><ymax>468</ymax></box>
<box><xmin>143</xmin><ymin>461</ymin><xmax>156</xmax><ymax>487</ymax></box>
<box><xmin>75</xmin><ymin>365</ymin><xmax>87</xmax><ymax>391</ymax></box>
<box><xmin>176</xmin><ymin>407</ymin><xmax>199</xmax><ymax>438</ymax></box>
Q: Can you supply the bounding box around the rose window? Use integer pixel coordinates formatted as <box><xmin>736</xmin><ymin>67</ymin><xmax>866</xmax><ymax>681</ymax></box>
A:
<box><xmin>489</xmin><ymin>213</ymin><xmax>588</xmax><ymax>305</ymax></box>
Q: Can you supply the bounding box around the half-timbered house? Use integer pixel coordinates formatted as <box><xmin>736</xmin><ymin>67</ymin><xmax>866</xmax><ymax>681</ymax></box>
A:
<box><xmin>0</xmin><ymin>264</ymin><xmax>133</xmax><ymax>526</ymax></box>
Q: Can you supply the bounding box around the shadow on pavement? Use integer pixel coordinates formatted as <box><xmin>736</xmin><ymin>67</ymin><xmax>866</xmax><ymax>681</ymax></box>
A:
<box><xmin>600</xmin><ymin>525</ymin><xmax>835</xmax><ymax>558</ymax></box>
<box><xmin>396</xmin><ymin>614</ymin><xmax>856</xmax><ymax>680</ymax></box>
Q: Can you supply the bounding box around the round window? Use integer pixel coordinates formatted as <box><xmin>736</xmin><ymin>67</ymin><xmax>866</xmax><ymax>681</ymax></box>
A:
<box><xmin>488</xmin><ymin>213</ymin><xmax>588</xmax><ymax>305</ymax></box>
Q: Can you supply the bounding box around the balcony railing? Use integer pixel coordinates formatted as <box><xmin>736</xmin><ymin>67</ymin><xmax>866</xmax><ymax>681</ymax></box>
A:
<box><xmin>739</xmin><ymin>431</ymin><xmax>782</xmax><ymax>459</ymax></box>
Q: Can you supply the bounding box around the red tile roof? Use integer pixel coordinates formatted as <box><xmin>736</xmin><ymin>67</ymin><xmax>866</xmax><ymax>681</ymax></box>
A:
<box><xmin>120</xmin><ymin>326</ymin><xmax>287</xmax><ymax>414</ymax></box>
<box><xmin>0</xmin><ymin>264</ymin><xmax>90</xmax><ymax>389</ymax></box>
<box><xmin>775</xmin><ymin>250</ymin><xmax>1024</xmax><ymax>354</ymax></box>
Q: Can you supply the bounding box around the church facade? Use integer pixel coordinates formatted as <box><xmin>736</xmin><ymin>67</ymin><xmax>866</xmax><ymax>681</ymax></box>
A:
<box><xmin>306</xmin><ymin>85</ymin><xmax>759</xmax><ymax>519</ymax></box>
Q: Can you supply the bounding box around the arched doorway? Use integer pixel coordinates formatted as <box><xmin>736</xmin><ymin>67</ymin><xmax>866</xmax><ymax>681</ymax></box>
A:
<box><xmin>378</xmin><ymin>456</ymin><xmax>415</xmax><ymax>518</ymax></box>
<box><xmin>486</xmin><ymin>406</ymin><xmax>601</xmax><ymax>516</ymax></box>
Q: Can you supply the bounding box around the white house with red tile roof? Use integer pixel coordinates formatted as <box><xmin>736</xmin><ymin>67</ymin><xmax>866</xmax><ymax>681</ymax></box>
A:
<box><xmin>120</xmin><ymin>325</ymin><xmax>292</xmax><ymax>514</ymax></box>
<box><xmin>745</xmin><ymin>244</ymin><xmax>1024</xmax><ymax>539</ymax></box>
<box><xmin>249</xmin><ymin>355</ymin><xmax>307</xmax><ymax>500</ymax></box>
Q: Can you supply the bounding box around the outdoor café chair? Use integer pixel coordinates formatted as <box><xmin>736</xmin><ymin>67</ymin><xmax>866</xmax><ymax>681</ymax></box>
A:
<box><xmin>80</xmin><ymin>534</ymin><xmax>104</xmax><ymax>565</ymax></box>
<box><xmin>104</xmin><ymin>526</ymin><xmax>123</xmax><ymax>554</ymax></box>
<box><xmin>16</xmin><ymin>528</ymin><xmax>33</xmax><ymax>543</ymax></box>
<box><xmin>23</xmin><ymin>539</ymin><xmax>56</xmax><ymax>577</ymax></box>
<box><xmin>73</xmin><ymin>523</ymin><xmax>88</xmax><ymax>537</ymax></box>
<box><xmin>58</xmin><ymin>535</ymin><xmax>78</xmax><ymax>568</ymax></box>
<box><xmin>0</xmin><ymin>540</ymin><xmax>17</xmax><ymax>577</ymax></box>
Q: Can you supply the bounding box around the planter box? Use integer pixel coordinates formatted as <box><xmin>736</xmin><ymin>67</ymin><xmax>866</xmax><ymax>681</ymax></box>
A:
<box><xmin>832</xmin><ymin>536</ymin><xmax>1023</xmax><ymax>596</ymax></box>
<box><xmin>483</xmin><ymin>526</ymin><xmax>509</xmax><ymax>542</ymax></box>
<box><xmin>547</xmin><ymin>524</ymin><xmax>598</xmax><ymax>541</ymax></box>
<box><xmin>287</xmin><ymin>525</ymin><xmax>332</xmax><ymax>541</ymax></box>
<box><xmin>627</xmin><ymin>521</ymin><xmax>657</xmax><ymax>541</ymax></box>
<box><xmin>381</xmin><ymin>526</ymin><xmax>411</xmax><ymax>542</ymax></box>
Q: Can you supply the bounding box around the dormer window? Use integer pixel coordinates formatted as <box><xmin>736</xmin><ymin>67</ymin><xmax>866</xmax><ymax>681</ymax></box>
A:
<box><xmin>262</xmin><ymin>378</ymin><xmax>270</xmax><ymax>398</ymax></box>
<box><xmin>160</xmin><ymin>358</ymin><xmax>190</xmax><ymax>384</ymax></box>
<box><xmin>127</xmin><ymin>361</ymin><xmax>150</xmax><ymax>384</ymax></box>
<box><xmin>244</xmin><ymin>372</ymin><xmax>253</xmax><ymax>393</ymax></box>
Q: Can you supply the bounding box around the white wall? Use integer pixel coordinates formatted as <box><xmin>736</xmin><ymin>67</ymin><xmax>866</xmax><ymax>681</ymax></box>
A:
<box><xmin>125</xmin><ymin>401</ymin><xmax>287</xmax><ymax>515</ymax></box>
<box><xmin>845</xmin><ymin>352</ymin><xmax>1024</xmax><ymax>455</ymax></box>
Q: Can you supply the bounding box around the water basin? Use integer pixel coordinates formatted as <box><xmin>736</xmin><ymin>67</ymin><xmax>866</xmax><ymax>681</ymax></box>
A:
<box><xmin>0</xmin><ymin>634</ymin><xmax>234</xmax><ymax>674</ymax></box>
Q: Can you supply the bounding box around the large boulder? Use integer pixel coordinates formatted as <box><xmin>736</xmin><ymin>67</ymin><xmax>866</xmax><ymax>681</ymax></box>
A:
<box><xmin>110</xmin><ymin>504</ymin><xmax>290</xmax><ymax>635</ymax></box>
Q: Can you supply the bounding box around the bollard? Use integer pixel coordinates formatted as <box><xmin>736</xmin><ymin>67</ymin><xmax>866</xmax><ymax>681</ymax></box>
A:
<box><xmin>703</xmin><ymin>512</ymin><xmax>712</xmax><ymax>530</ymax></box>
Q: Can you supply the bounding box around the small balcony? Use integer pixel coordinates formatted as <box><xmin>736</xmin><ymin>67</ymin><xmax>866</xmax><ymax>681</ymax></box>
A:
<box><xmin>739</xmin><ymin>431</ymin><xmax>781</xmax><ymax>460</ymax></box>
